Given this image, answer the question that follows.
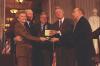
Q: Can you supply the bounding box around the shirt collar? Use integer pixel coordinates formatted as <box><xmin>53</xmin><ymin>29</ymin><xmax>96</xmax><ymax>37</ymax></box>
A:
<box><xmin>59</xmin><ymin>17</ymin><xmax>64</xmax><ymax>23</ymax></box>
<box><xmin>27</xmin><ymin>20</ymin><xmax>30</xmax><ymax>24</ymax></box>
<box><xmin>77</xmin><ymin>15</ymin><xmax>83</xmax><ymax>22</ymax></box>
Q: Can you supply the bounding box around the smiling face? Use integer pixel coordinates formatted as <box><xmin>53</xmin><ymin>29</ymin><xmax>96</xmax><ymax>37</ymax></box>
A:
<box><xmin>55</xmin><ymin>8</ymin><xmax>64</xmax><ymax>19</ymax></box>
<box><xmin>25</xmin><ymin>10</ymin><xmax>33</xmax><ymax>21</ymax></box>
<box><xmin>17</xmin><ymin>13</ymin><xmax>27</xmax><ymax>23</ymax></box>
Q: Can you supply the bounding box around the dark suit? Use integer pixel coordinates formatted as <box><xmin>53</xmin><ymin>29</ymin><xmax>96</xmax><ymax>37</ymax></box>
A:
<box><xmin>24</xmin><ymin>21</ymin><xmax>36</xmax><ymax>36</ymax></box>
<box><xmin>73</xmin><ymin>16</ymin><xmax>95</xmax><ymax>66</ymax></box>
<box><xmin>93</xmin><ymin>27</ymin><xmax>100</xmax><ymax>38</ymax></box>
<box><xmin>31</xmin><ymin>22</ymin><xmax>53</xmax><ymax>66</ymax></box>
<box><xmin>93</xmin><ymin>27</ymin><xmax>100</xmax><ymax>63</ymax></box>
<box><xmin>52</xmin><ymin>18</ymin><xmax>75</xmax><ymax>66</ymax></box>
<box><xmin>14</xmin><ymin>22</ymin><xmax>40</xmax><ymax>66</ymax></box>
<box><xmin>24</xmin><ymin>21</ymin><xmax>44</xmax><ymax>66</ymax></box>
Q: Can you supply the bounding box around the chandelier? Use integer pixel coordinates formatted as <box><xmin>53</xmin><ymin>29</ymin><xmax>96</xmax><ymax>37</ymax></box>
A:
<box><xmin>6</xmin><ymin>17</ymin><xmax>14</xmax><ymax>22</ymax></box>
<box><xmin>16</xmin><ymin>0</ymin><xmax>24</xmax><ymax>3</ymax></box>
<box><xmin>10</xmin><ymin>9</ymin><xmax>18</xmax><ymax>14</ymax></box>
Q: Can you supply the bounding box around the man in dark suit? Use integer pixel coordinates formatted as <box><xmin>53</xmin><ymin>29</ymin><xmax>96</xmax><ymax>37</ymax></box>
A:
<box><xmin>32</xmin><ymin>12</ymin><xmax>53</xmax><ymax>66</ymax></box>
<box><xmin>72</xmin><ymin>8</ymin><xmax>95</xmax><ymax>66</ymax></box>
<box><xmin>25</xmin><ymin>9</ymin><xmax>36</xmax><ymax>36</ymax></box>
<box><xmin>50</xmin><ymin>7</ymin><xmax>75</xmax><ymax>66</ymax></box>
<box><xmin>14</xmin><ymin>10</ymin><xmax>47</xmax><ymax>66</ymax></box>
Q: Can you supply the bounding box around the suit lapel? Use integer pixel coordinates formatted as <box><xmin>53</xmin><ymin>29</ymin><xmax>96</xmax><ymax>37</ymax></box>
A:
<box><xmin>59</xmin><ymin>19</ymin><xmax>65</xmax><ymax>32</ymax></box>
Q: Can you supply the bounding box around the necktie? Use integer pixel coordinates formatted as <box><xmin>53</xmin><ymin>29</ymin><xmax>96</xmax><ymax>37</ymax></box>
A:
<box><xmin>59</xmin><ymin>20</ymin><xmax>62</xmax><ymax>28</ymax></box>
<box><xmin>41</xmin><ymin>24</ymin><xmax>45</xmax><ymax>36</ymax></box>
<box><xmin>41</xmin><ymin>25</ymin><xmax>45</xmax><ymax>31</ymax></box>
<box><xmin>27</xmin><ymin>22</ymin><xmax>31</xmax><ymax>28</ymax></box>
<box><xmin>24</xmin><ymin>22</ymin><xmax>30</xmax><ymax>32</ymax></box>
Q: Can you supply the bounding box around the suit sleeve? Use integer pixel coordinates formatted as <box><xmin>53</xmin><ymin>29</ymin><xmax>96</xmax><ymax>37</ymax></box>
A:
<box><xmin>14</xmin><ymin>23</ymin><xmax>41</xmax><ymax>42</ymax></box>
<box><xmin>78</xmin><ymin>19</ymin><xmax>93</xmax><ymax>41</ymax></box>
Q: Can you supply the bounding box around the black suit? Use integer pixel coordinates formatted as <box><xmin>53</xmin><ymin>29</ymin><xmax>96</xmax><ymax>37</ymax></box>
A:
<box><xmin>24</xmin><ymin>21</ymin><xmax>36</xmax><ymax>36</ymax></box>
<box><xmin>93</xmin><ymin>27</ymin><xmax>100</xmax><ymax>38</ymax></box>
<box><xmin>24</xmin><ymin>21</ymin><xmax>44</xmax><ymax>66</ymax></box>
<box><xmin>93</xmin><ymin>27</ymin><xmax>100</xmax><ymax>62</ymax></box>
<box><xmin>52</xmin><ymin>18</ymin><xmax>75</xmax><ymax>66</ymax></box>
<box><xmin>73</xmin><ymin>16</ymin><xmax>95</xmax><ymax>66</ymax></box>
<box><xmin>32</xmin><ymin>22</ymin><xmax>53</xmax><ymax>66</ymax></box>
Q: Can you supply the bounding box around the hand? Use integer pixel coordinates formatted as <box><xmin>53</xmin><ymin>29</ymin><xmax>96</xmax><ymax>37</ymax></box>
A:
<box><xmin>50</xmin><ymin>37</ymin><xmax>59</xmax><ymax>43</ymax></box>
<box><xmin>49</xmin><ymin>30</ymin><xmax>58</xmax><ymax>36</ymax></box>
<box><xmin>14</xmin><ymin>36</ymin><xmax>23</xmax><ymax>41</ymax></box>
<box><xmin>40</xmin><ymin>37</ymin><xmax>48</xmax><ymax>42</ymax></box>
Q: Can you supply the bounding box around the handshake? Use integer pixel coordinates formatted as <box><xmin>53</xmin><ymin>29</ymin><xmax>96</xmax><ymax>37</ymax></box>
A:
<box><xmin>40</xmin><ymin>30</ymin><xmax>60</xmax><ymax>42</ymax></box>
<box><xmin>14</xmin><ymin>30</ymin><xmax>60</xmax><ymax>43</ymax></box>
<box><xmin>40</xmin><ymin>37</ymin><xmax>59</xmax><ymax>42</ymax></box>
<box><xmin>14</xmin><ymin>36</ymin><xmax>59</xmax><ymax>43</ymax></box>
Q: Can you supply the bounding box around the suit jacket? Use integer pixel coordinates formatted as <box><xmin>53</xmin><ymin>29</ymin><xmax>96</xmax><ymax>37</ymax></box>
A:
<box><xmin>52</xmin><ymin>18</ymin><xmax>74</xmax><ymax>48</ymax></box>
<box><xmin>14</xmin><ymin>22</ymin><xmax>41</xmax><ymax>56</ymax></box>
<box><xmin>24</xmin><ymin>21</ymin><xmax>36</xmax><ymax>36</ymax></box>
<box><xmin>33</xmin><ymin>22</ymin><xmax>53</xmax><ymax>37</ymax></box>
<box><xmin>32</xmin><ymin>22</ymin><xmax>53</xmax><ymax>47</ymax></box>
<box><xmin>73</xmin><ymin>16</ymin><xmax>95</xmax><ymax>56</ymax></box>
<box><xmin>14</xmin><ymin>22</ymin><xmax>41</xmax><ymax>42</ymax></box>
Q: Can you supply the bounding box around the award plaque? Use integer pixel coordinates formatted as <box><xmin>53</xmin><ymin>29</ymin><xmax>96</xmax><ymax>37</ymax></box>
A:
<box><xmin>45</xmin><ymin>30</ymin><xmax>58</xmax><ymax>40</ymax></box>
<box><xmin>45</xmin><ymin>30</ymin><xmax>51</xmax><ymax>37</ymax></box>
<box><xmin>45</xmin><ymin>30</ymin><xmax>52</xmax><ymax>40</ymax></box>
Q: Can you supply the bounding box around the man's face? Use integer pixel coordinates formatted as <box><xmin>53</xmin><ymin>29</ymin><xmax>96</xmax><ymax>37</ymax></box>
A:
<box><xmin>40</xmin><ymin>14</ymin><xmax>47</xmax><ymax>24</ymax></box>
<box><xmin>55</xmin><ymin>9</ymin><xmax>64</xmax><ymax>19</ymax></box>
<box><xmin>92</xmin><ymin>9</ymin><xmax>98</xmax><ymax>16</ymax></box>
<box><xmin>18</xmin><ymin>13</ymin><xmax>27</xmax><ymax>23</ymax></box>
<box><xmin>72</xmin><ymin>8</ymin><xmax>80</xmax><ymax>20</ymax></box>
<box><xmin>26</xmin><ymin>11</ymin><xmax>33</xmax><ymax>20</ymax></box>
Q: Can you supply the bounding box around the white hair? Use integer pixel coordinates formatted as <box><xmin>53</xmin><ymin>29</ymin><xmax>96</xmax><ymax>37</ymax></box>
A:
<box><xmin>25</xmin><ymin>9</ymin><xmax>33</xmax><ymax>13</ymax></box>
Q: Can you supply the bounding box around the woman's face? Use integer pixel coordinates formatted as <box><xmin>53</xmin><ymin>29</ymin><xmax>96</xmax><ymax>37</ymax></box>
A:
<box><xmin>18</xmin><ymin>13</ymin><xmax>27</xmax><ymax>23</ymax></box>
<box><xmin>55</xmin><ymin>9</ymin><xmax>64</xmax><ymax>19</ymax></box>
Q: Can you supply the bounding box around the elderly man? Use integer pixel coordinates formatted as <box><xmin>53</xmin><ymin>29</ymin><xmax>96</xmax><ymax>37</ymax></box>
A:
<box><xmin>24</xmin><ymin>9</ymin><xmax>36</xmax><ymax>36</ymax></box>
<box><xmin>72</xmin><ymin>8</ymin><xmax>95</xmax><ymax>66</ymax></box>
